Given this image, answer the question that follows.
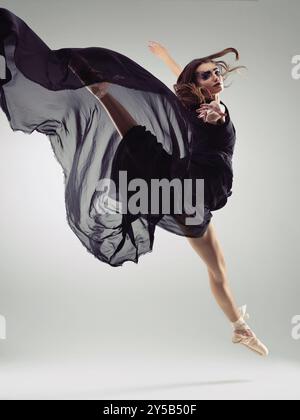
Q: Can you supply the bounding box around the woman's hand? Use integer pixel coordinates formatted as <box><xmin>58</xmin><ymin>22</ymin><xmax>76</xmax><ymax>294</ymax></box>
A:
<box><xmin>148</xmin><ymin>41</ymin><xmax>169</xmax><ymax>59</ymax></box>
<box><xmin>196</xmin><ymin>101</ymin><xmax>226</xmax><ymax>124</ymax></box>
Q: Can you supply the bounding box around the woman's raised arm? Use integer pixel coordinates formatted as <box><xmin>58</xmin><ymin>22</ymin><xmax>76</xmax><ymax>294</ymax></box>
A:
<box><xmin>148</xmin><ymin>41</ymin><xmax>183</xmax><ymax>77</ymax></box>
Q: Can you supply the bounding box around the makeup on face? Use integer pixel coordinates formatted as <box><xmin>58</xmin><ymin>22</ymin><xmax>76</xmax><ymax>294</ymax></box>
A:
<box><xmin>195</xmin><ymin>65</ymin><xmax>222</xmax><ymax>82</ymax></box>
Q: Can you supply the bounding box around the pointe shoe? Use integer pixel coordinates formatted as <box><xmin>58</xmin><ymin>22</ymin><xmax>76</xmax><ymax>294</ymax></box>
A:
<box><xmin>232</xmin><ymin>305</ymin><xmax>269</xmax><ymax>357</ymax></box>
<box><xmin>68</xmin><ymin>52</ymin><xmax>108</xmax><ymax>93</ymax></box>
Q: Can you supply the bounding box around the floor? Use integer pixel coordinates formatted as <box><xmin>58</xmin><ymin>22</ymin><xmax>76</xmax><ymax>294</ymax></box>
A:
<box><xmin>0</xmin><ymin>350</ymin><xmax>299</xmax><ymax>400</ymax></box>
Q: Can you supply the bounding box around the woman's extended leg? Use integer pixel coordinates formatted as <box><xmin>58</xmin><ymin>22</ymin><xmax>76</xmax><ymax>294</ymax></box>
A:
<box><xmin>188</xmin><ymin>223</ymin><xmax>270</xmax><ymax>356</ymax></box>
<box><xmin>68</xmin><ymin>55</ymin><xmax>139</xmax><ymax>138</ymax></box>
<box><xmin>88</xmin><ymin>82</ymin><xmax>139</xmax><ymax>138</ymax></box>
<box><xmin>186</xmin><ymin>221</ymin><xmax>246</xmax><ymax>325</ymax></box>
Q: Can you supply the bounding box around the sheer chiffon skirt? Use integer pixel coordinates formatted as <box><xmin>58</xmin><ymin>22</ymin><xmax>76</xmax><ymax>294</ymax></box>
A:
<box><xmin>0</xmin><ymin>8</ymin><xmax>235</xmax><ymax>267</ymax></box>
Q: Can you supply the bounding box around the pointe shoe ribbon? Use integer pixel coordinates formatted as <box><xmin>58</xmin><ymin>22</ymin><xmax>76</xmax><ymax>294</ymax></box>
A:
<box><xmin>239</xmin><ymin>304</ymin><xmax>250</xmax><ymax>321</ymax></box>
<box><xmin>231</xmin><ymin>304</ymin><xmax>250</xmax><ymax>330</ymax></box>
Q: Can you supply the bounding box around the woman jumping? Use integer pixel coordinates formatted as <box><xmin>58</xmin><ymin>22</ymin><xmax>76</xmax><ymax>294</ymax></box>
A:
<box><xmin>0</xmin><ymin>9</ymin><xmax>269</xmax><ymax>357</ymax></box>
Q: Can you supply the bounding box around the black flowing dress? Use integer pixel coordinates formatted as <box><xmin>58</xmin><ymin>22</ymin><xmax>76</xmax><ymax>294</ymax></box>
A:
<box><xmin>0</xmin><ymin>8</ymin><xmax>236</xmax><ymax>267</ymax></box>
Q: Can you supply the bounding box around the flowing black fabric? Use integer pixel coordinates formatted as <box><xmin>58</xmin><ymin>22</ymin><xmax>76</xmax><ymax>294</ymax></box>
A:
<box><xmin>0</xmin><ymin>8</ymin><xmax>236</xmax><ymax>267</ymax></box>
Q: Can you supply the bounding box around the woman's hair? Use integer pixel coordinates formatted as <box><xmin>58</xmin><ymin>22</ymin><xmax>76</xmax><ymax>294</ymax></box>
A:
<box><xmin>173</xmin><ymin>47</ymin><xmax>247</xmax><ymax>112</ymax></box>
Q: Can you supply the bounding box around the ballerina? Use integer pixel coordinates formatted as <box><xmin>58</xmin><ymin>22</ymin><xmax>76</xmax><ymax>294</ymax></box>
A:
<box><xmin>0</xmin><ymin>8</ymin><xmax>268</xmax><ymax>356</ymax></box>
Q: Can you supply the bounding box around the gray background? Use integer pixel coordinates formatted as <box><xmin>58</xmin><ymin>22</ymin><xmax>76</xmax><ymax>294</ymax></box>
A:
<box><xmin>0</xmin><ymin>0</ymin><xmax>299</xmax><ymax>399</ymax></box>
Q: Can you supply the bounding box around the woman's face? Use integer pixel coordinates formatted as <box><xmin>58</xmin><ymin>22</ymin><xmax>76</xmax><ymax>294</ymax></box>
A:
<box><xmin>195</xmin><ymin>62</ymin><xmax>224</xmax><ymax>97</ymax></box>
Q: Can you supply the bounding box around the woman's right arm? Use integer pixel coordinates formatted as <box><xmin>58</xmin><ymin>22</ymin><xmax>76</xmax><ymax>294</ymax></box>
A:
<box><xmin>148</xmin><ymin>41</ymin><xmax>183</xmax><ymax>77</ymax></box>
